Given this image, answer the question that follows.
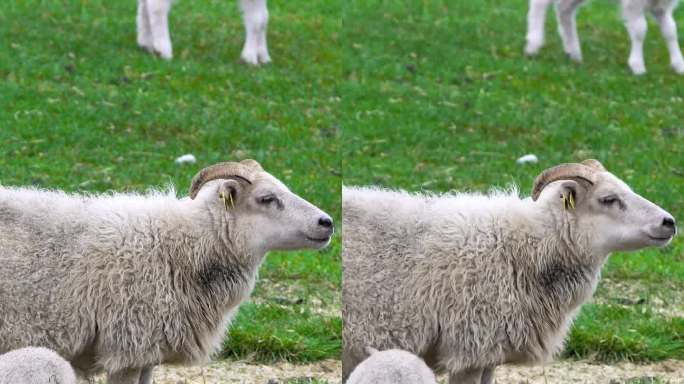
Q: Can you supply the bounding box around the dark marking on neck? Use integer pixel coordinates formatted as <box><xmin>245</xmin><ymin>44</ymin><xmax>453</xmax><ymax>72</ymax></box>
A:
<box><xmin>197</xmin><ymin>262</ymin><xmax>246</xmax><ymax>295</ymax></box>
<box><xmin>539</xmin><ymin>263</ymin><xmax>593</xmax><ymax>296</ymax></box>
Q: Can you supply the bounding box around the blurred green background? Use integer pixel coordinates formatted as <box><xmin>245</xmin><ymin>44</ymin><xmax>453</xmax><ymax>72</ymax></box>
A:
<box><xmin>342</xmin><ymin>0</ymin><xmax>683</xmax><ymax>362</ymax></box>
<box><xmin>0</xmin><ymin>0</ymin><xmax>341</xmax><ymax>363</ymax></box>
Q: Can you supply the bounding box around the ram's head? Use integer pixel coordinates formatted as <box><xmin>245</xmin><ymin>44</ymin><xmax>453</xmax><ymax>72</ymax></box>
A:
<box><xmin>190</xmin><ymin>159</ymin><xmax>333</xmax><ymax>253</ymax></box>
<box><xmin>532</xmin><ymin>159</ymin><xmax>676</xmax><ymax>253</ymax></box>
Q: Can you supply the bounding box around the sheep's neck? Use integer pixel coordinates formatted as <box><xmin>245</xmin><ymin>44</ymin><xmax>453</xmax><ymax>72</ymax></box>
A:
<box><xmin>158</xmin><ymin>231</ymin><xmax>260</xmax><ymax>363</ymax></box>
<box><xmin>190</xmin><ymin>232</ymin><xmax>262</xmax><ymax>303</ymax></box>
<box><xmin>512</xmin><ymin>236</ymin><xmax>603</xmax><ymax>359</ymax></box>
<box><xmin>529</xmin><ymin>231</ymin><xmax>603</xmax><ymax>306</ymax></box>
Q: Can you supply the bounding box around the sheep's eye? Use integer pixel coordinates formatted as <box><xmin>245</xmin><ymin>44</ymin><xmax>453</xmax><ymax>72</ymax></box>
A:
<box><xmin>599</xmin><ymin>196</ymin><xmax>619</xmax><ymax>206</ymax></box>
<box><xmin>257</xmin><ymin>195</ymin><xmax>277</xmax><ymax>205</ymax></box>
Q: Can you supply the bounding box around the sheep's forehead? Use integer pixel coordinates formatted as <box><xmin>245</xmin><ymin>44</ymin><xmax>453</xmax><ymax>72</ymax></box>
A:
<box><xmin>253</xmin><ymin>172</ymin><xmax>290</xmax><ymax>192</ymax></box>
<box><xmin>593</xmin><ymin>172</ymin><xmax>633</xmax><ymax>195</ymax></box>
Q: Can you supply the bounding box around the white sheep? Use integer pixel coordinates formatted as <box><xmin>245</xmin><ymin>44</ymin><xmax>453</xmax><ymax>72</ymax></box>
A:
<box><xmin>136</xmin><ymin>0</ymin><xmax>271</xmax><ymax>65</ymax></box>
<box><xmin>525</xmin><ymin>0</ymin><xmax>684</xmax><ymax>74</ymax></box>
<box><xmin>342</xmin><ymin>159</ymin><xmax>676</xmax><ymax>384</ymax></box>
<box><xmin>346</xmin><ymin>347</ymin><xmax>438</xmax><ymax>384</ymax></box>
<box><xmin>0</xmin><ymin>347</ymin><xmax>76</xmax><ymax>384</ymax></box>
<box><xmin>0</xmin><ymin>159</ymin><xmax>333</xmax><ymax>384</ymax></box>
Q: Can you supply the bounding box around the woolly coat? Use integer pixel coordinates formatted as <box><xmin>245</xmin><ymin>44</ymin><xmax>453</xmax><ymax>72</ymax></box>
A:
<box><xmin>342</xmin><ymin>186</ymin><xmax>603</xmax><ymax>378</ymax></box>
<box><xmin>0</xmin><ymin>186</ymin><xmax>258</xmax><ymax>375</ymax></box>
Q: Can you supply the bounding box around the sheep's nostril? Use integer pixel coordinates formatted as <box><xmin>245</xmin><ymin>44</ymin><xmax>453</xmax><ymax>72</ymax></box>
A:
<box><xmin>318</xmin><ymin>217</ymin><xmax>333</xmax><ymax>228</ymax></box>
<box><xmin>662</xmin><ymin>217</ymin><xmax>676</xmax><ymax>228</ymax></box>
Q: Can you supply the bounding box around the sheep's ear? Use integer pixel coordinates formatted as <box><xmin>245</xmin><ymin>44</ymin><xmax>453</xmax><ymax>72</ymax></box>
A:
<box><xmin>218</xmin><ymin>180</ymin><xmax>243</xmax><ymax>210</ymax></box>
<box><xmin>559</xmin><ymin>180</ymin><xmax>586</xmax><ymax>210</ymax></box>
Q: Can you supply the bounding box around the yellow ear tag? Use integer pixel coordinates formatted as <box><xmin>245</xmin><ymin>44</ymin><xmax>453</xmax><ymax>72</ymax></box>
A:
<box><xmin>227</xmin><ymin>192</ymin><xmax>234</xmax><ymax>209</ymax></box>
<box><xmin>219</xmin><ymin>192</ymin><xmax>229</xmax><ymax>211</ymax></box>
<box><xmin>568</xmin><ymin>192</ymin><xmax>575</xmax><ymax>210</ymax></box>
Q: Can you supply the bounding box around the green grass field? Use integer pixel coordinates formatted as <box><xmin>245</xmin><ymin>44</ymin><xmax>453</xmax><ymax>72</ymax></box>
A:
<box><xmin>342</xmin><ymin>0</ymin><xmax>683</xmax><ymax>362</ymax></box>
<box><xmin>1</xmin><ymin>0</ymin><xmax>683</xmax><ymax>374</ymax></box>
<box><xmin>0</xmin><ymin>0</ymin><xmax>340</xmax><ymax>363</ymax></box>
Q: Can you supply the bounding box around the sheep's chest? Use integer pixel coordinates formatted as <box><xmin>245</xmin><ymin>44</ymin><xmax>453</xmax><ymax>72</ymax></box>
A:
<box><xmin>161</xmin><ymin>267</ymin><xmax>256</xmax><ymax>364</ymax></box>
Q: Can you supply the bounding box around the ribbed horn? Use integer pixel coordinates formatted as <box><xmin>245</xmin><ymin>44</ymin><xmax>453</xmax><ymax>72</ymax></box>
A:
<box><xmin>581</xmin><ymin>159</ymin><xmax>606</xmax><ymax>172</ymax></box>
<box><xmin>531</xmin><ymin>162</ymin><xmax>599</xmax><ymax>201</ymax></box>
<box><xmin>239</xmin><ymin>159</ymin><xmax>263</xmax><ymax>172</ymax></box>
<box><xmin>189</xmin><ymin>160</ymin><xmax>262</xmax><ymax>199</ymax></box>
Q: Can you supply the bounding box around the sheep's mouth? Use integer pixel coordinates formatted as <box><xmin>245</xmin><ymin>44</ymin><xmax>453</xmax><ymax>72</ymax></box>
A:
<box><xmin>647</xmin><ymin>235</ymin><xmax>673</xmax><ymax>243</ymax></box>
<box><xmin>306</xmin><ymin>236</ymin><xmax>331</xmax><ymax>243</ymax></box>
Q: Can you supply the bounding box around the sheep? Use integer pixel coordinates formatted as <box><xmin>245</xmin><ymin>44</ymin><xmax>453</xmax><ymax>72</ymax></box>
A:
<box><xmin>136</xmin><ymin>0</ymin><xmax>271</xmax><ymax>65</ymax></box>
<box><xmin>346</xmin><ymin>347</ymin><xmax>438</xmax><ymax>384</ymax></box>
<box><xmin>0</xmin><ymin>347</ymin><xmax>76</xmax><ymax>384</ymax></box>
<box><xmin>342</xmin><ymin>159</ymin><xmax>676</xmax><ymax>384</ymax></box>
<box><xmin>0</xmin><ymin>159</ymin><xmax>334</xmax><ymax>384</ymax></box>
<box><xmin>524</xmin><ymin>0</ymin><xmax>684</xmax><ymax>74</ymax></box>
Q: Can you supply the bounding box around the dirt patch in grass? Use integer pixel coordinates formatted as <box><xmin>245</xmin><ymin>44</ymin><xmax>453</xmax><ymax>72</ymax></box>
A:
<box><xmin>91</xmin><ymin>360</ymin><xmax>341</xmax><ymax>384</ymax></box>
<box><xmin>253</xmin><ymin>278</ymin><xmax>341</xmax><ymax>319</ymax></box>
<box><xmin>151</xmin><ymin>359</ymin><xmax>341</xmax><ymax>384</ymax></box>
<box><xmin>91</xmin><ymin>359</ymin><xmax>684</xmax><ymax>384</ymax></box>
<box><xmin>436</xmin><ymin>360</ymin><xmax>684</xmax><ymax>384</ymax></box>
<box><xmin>595</xmin><ymin>278</ymin><xmax>684</xmax><ymax>319</ymax></box>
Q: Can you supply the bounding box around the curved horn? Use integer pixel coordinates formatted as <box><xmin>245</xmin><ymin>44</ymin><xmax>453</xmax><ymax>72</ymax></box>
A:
<box><xmin>531</xmin><ymin>162</ymin><xmax>598</xmax><ymax>201</ymax></box>
<box><xmin>239</xmin><ymin>159</ymin><xmax>263</xmax><ymax>172</ymax></box>
<box><xmin>189</xmin><ymin>160</ymin><xmax>260</xmax><ymax>199</ymax></box>
<box><xmin>581</xmin><ymin>158</ymin><xmax>606</xmax><ymax>172</ymax></box>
